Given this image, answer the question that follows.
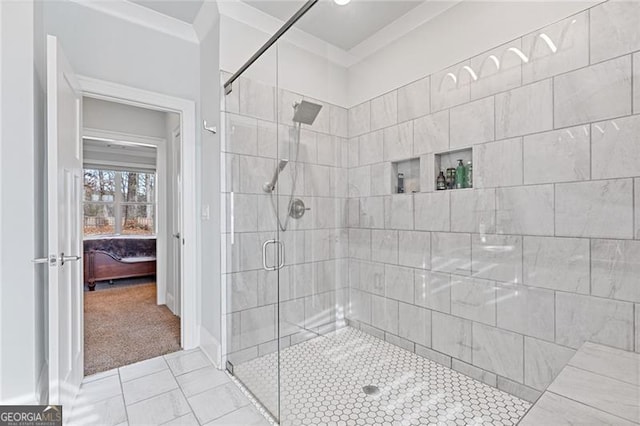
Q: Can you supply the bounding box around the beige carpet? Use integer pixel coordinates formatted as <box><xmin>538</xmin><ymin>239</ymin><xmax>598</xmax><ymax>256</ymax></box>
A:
<box><xmin>84</xmin><ymin>283</ymin><xmax>181</xmax><ymax>376</ymax></box>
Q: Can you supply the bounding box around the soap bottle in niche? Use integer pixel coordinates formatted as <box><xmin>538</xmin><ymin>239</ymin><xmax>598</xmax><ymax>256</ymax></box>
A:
<box><xmin>466</xmin><ymin>161</ymin><xmax>473</xmax><ymax>188</ymax></box>
<box><xmin>455</xmin><ymin>159</ymin><xmax>466</xmax><ymax>189</ymax></box>
<box><xmin>436</xmin><ymin>170</ymin><xmax>446</xmax><ymax>190</ymax></box>
<box><xmin>397</xmin><ymin>173</ymin><xmax>405</xmax><ymax>193</ymax></box>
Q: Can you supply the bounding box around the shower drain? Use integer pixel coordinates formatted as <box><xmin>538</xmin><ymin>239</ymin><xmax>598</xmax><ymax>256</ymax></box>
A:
<box><xmin>362</xmin><ymin>385</ymin><xmax>380</xmax><ymax>396</ymax></box>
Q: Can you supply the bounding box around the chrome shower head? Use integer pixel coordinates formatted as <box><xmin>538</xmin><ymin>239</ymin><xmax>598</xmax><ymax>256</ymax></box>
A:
<box><xmin>263</xmin><ymin>159</ymin><xmax>289</xmax><ymax>193</ymax></box>
<box><xmin>292</xmin><ymin>100</ymin><xmax>322</xmax><ymax>125</ymax></box>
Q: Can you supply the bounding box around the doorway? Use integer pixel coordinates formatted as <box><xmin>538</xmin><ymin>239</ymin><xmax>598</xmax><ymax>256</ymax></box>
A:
<box><xmin>81</xmin><ymin>98</ymin><xmax>182</xmax><ymax>375</ymax></box>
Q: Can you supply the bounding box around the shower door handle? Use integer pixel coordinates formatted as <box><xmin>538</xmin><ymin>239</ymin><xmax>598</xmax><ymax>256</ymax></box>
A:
<box><xmin>262</xmin><ymin>239</ymin><xmax>277</xmax><ymax>271</ymax></box>
<box><xmin>262</xmin><ymin>239</ymin><xmax>285</xmax><ymax>271</ymax></box>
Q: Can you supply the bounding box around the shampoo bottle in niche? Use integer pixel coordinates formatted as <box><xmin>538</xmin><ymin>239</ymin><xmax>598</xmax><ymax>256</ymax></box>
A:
<box><xmin>455</xmin><ymin>159</ymin><xmax>466</xmax><ymax>189</ymax></box>
<box><xmin>397</xmin><ymin>173</ymin><xmax>405</xmax><ymax>193</ymax></box>
<box><xmin>466</xmin><ymin>161</ymin><xmax>473</xmax><ymax>188</ymax></box>
<box><xmin>436</xmin><ymin>170</ymin><xmax>446</xmax><ymax>190</ymax></box>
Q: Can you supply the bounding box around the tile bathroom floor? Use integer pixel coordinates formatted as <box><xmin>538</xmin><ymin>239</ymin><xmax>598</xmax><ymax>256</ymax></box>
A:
<box><xmin>68</xmin><ymin>349</ymin><xmax>270</xmax><ymax>426</ymax></box>
<box><xmin>235</xmin><ymin>327</ymin><xmax>531</xmax><ymax>425</ymax></box>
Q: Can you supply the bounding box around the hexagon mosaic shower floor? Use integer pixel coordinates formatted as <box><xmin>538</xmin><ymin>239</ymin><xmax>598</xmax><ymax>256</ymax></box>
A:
<box><xmin>234</xmin><ymin>327</ymin><xmax>531</xmax><ymax>425</ymax></box>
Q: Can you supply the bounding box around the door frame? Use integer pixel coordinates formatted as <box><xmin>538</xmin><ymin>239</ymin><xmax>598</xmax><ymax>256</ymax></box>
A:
<box><xmin>78</xmin><ymin>76</ymin><xmax>199</xmax><ymax>350</ymax></box>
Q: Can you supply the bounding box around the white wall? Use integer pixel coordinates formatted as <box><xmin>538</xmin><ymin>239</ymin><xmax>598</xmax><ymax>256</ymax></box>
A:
<box><xmin>83</xmin><ymin>97</ymin><xmax>168</xmax><ymax>139</ymax></box>
<box><xmin>0</xmin><ymin>0</ymin><xmax>43</xmax><ymax>404</ymax></box>
<box><xmin>220</xmin><ymin>15</ymin><xmax>349</xmax><ymax>107</ymax></box>
<box><xmin>198</xmin><ymin>9</ymin><xmax>222</xmax><ymax>366</ymax></box>
<box><xmin>348</xmin><ymin>0</ymin><xmax>599</xmax><ymax>106</ymax></box>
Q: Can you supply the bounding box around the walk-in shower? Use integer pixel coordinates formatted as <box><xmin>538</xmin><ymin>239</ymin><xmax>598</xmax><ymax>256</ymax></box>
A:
<box><xmin>221</xmin><ymin>0</ymin><xmax>640</xmax><ymax>424</ymax></box>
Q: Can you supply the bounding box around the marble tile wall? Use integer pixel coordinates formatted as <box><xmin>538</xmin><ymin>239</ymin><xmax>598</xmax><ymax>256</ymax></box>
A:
<box><xmin>221</xmin><ymin>72</ymin><xmax>350</xmax><ymax>366</ymax></box>
<box><xmin>345</xmin><ymin>0</ymin><xmax>640</xmax><ymax>400</ymax></box>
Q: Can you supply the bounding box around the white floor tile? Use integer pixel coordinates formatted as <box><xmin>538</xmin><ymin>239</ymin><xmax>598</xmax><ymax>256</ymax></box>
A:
<box><xmin>166</xmin><ymin>350</ymin><xmax>211</xmax><ymax>376</ymax></box>
<box><xmin>176</xmin><ymin>366</ymin><xmax>230</xmax><ymax>397</ymax></box>
<box><xmin>160</xmin><ymin>413</ymin><xmax>199</xmax><ymax>426</ymax></box>
<box><xmin>119</xmin><ymin>356</ymin><xmax>169</xmax><ymax>383</ymax></box>
<box><xmin>83</xmin><ymin>368</ymin><xmax>119</xmax><ymax>384</ymax></box>
<box><xmin>74</xmin><ymin>375</ymin><xmax>122</xmax><ymax>406</ymax></box>
<box><xmin>126</xmin><ymin>389</ymin><xmax>191</xmax><ymax>426</ymax></box>
<box><xmin>204</xmin><ymin>406</ymin><xmax>270</xmax><ymax>426</ymax></box>
<box><xmin>68</xmin><ymin>394</ymin><xmax>127</xmax><ymax>426</ymax></box>
<box><xmin>122</xmin><ymin>369</ymin><xmax>178</xmax><ymax>405</ymax></box>
<box><xmin>188</xmin><ymin>382</ymin><xmax>250</xmax><ymax>424</ymax></box>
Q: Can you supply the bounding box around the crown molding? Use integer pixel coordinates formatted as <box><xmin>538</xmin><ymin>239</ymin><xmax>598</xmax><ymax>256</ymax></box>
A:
<box><xmin>217</xmin><ymin>0</ymin><xmax>356</xmax><ymax>68</ymax></box>
<box><xmin>69</xmin><ymin>0</ymin><xmax>199</xmax><ymax>44</ymax></box>
<box><xmin>193</xmin><ymin>1</ymin><xmax>220</xmax><ymax>41</ymax></box>
<box><xmin>347</xmin><ymin>0</ymin><xmax>463</xmax><ymax>64</ymax></box>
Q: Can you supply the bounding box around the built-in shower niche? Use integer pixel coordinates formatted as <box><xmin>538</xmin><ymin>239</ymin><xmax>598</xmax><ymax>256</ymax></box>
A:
<box><xmin>434</xmin><ymin>147</ymin><xmax>473</xmax><ymax>191</ymax></box>
<box><xmin>392</xmin><ymin>158</ymin><xmax>420</xmax><ymax>194</ymax></box>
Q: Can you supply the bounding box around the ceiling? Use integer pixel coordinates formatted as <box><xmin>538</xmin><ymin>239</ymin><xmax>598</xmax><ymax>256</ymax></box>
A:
<box><xmin>130</xmin><ymin>0</ymin><xmax>205</xmax><ymax>24</ymax></box>
<box><xmin>242</xmin><ymin>0</ymin><xmax>425</xmax><ymax>50</ymax></box>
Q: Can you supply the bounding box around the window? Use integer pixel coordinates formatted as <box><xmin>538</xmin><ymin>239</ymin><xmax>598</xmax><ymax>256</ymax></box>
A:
<box><xmin>84</xmin><ymin>169</ymin><xmax>156</xmax><ymax>236</ymax></box>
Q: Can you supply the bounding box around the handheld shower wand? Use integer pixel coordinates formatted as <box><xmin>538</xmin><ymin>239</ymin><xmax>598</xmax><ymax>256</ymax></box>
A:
<box><xmin>263</xmin><ymin>159</ymin><xmax>289</xmax><ymax>193</ymax></box>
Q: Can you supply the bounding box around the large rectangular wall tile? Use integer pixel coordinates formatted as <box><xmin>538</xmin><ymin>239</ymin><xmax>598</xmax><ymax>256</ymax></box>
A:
<box><xmin>432</xmin><ymin>312</ymin><xmax>472</xmax><ymax>362</ymax></box>
<box><xmin>636</xmin><ymin>178</ymin><xmax>640</xmax><ymax>239</ymax></box>
<box><xmin>450</xmin><ymin>97</ymin><xmax>494</xmax><ymax>148</ymax></box>
<box><xmin>348</xmin><ymin>166</ymin><xmax>371</xmax><ymax>198</ymax></box>
<box><xmin>554</xmin><ymin>56</ymin><xmax>632</xmax><ymax>128</ymax></box>
<box><xmin>472</xmin><ymin>234</ymin><xmax>522</xmax><ymax>284</ymax></box>
<box><xmin>556</xmin><ymin>292</ymin><xmax>634</xmax><ymax>350</ymax></box>
<box><xmin>383</xmin><ymin>121</ymin><xmax>413</xmax><ymax>161</ymax></box>
<box><xmin>431</xmin><ymin>232</ymin><xmax>471</xmax><ymax>275</ymax></box>
<box><xmin>497</xmin><ymin>284</ymin><xmax>554</xmax><ymax>341</ymax></box>
<box><xmin>635</xmin><ymin>54</ymin><xmax>640</xmax><ymax>114</ymax></box>
<box><xmin>330</xmin><ymin>105</ymin><xmax>349</xmax><ymax>138</ymax></box>
<box><xmin>472</xmin><ymin>323</ymin><xmax>524</xmax><ymax>382</ymax></box>
<box><xmin>523</xmin><ymin>236</ymin><xmax>589</xmax><ymax>293</ymax></box>
<box><xmin>348</xmin><ymin>229</ymin><xmax>371</xmax><ymax>260</ymax></box>
<box><xmin>414</xmin><ymin>191</ymin><xmax>450</xmax><ymax>232</ymax></box>
<box><xmin>470</xmin><ymin>40</ymin><xmax>522</xmax><ymax>100</ymax></box>
<box><xmin>592</xmin><ymin>239</ymin><xmax>640</xmax><ymax>303</ymax></box>
<box><xmin>371</xmin><ymin>230</ymin><xmax>398</xmax><ymax>264</ymax></box>
<box><xmin>370</xmin><ymin>162</ymin><xmax>393</xmax><ymax>196</ymax></box>
<box><xmin>384</xmin><ymin>195</ymin><xmax>414</xmax><ymax>230</ymax></box>
<box><xmin>224</xmin><ymin>113</ymin><xmax>258</xmax><ymax>156</ymax></box>
<box><xmin>370</xmin><ymin>91</ymin><xmax>397</xmax><ymax>131</ymax></box>
<box><xmin>495</xmin><ymin>79</ymin><xmax>553</xmax><ymax>139</ymax></box>
<box><xmin>636</xmin><ymin>305</ymin><xmax>640</xmax><ymax>353</ymax></box>
<box><xmin>590</xmin><ymin>1</ymin><xmax>640</xmax><ymax>63</ymax></box>
<box><xmin>474</xmin><ymin>138</ymin><xmax>523</xmax><ymax>188</ymax></box>
<box><xmin>348</xmin><ymin>101</ymin><xmax>370</xmax><ymax>137</ymax></box>
<box><xmin>371</xmin><ymin>295</ymin><xmax>399</xmax><ymax>334</ymax></box>
<box><xmin>451</xmin><ymin>276</ymin><xmax>496</xmax><ymax>325</ymax></box>
<box><xmin>358</xmin><ymin>130</ymin><xmax>383</xmax><ymax>165</ymax></box>
<box><xmin>413</xmin><ymin>110</ymin><xmax>449</xmax><ymax>155</ymax></box>
<box><xmin>385</xmin><ymin>264</ymin><xmax>414</xmax><ymax>304</ymax></box>
<box><xmin>239</xmin><ymin>77</ymin><xmax>275</xmax><ymax>122</ymax></box>
<box><xmin>347</xmin><ymin>138</ymin><xmax>359</xmax><ymax>168</ymax></box>
<box><xmin>398</xmin><ymin>77</ymin><xmax>430</xmax><ymax>123</ymax></box>
<box><xmin>556</xmin><ymin>179</ymin><xmax>633</xmax><ymax>239</ymax></box>
<box><xmin>592</xmin><ymin>114</ymin><xmax>640</xmax><ymax>179</ymax></box>
<box><xmin>348</xmin><ymin>289</ymin><xmax>371</xmax><ymax>324</ymax></box>
<box><xmin>415</xmin><ymin>270</ymin><xmax>451</xmax><ymax>314</ymax></box>
<box><xmin>496</xmin><ymin>185</ymin><xmax>554</xmax><ymax>236</ymax></box>
<box><xmin>398</xmin><ymin>302</ymin><xmax>431</xmax><ymax>347</ymax></box>
<box><xmin>522</xmin><ymin>12</ymin><xmax>589</xmax><ymax>84</ymax></box>
<box><xmin>450</xmin><ymin>189</ymin><xmax>496</xmax><ymax>234</ymax></box>
<box><xmin>240</xmin><ymin>305</ymin><xmax>276</xmax><ymax>348</ymax></box>
<box><xmin>398</xmin><ymin>230</ymin><xmax>431</xmax><ymax>269</ymax></box>
<box><xmin>524</xmin><ymin>337</ymin><xmax>576</xmax><ymax>391</ymax></box>
<box><xmin>359</xmin><ymin>197</ymin><xmax>384</xmax><ymax>229</ymax></box>
<box><xmin>360</xmin><ymin>261</ymin><xmax>385</xmax><ymax>296</ymax></box>
<box><xmin>431</xmin><ymin>61</ymin><xmax>471</xmax><ymax>112</ymax></box>
<box><xmin>523</xmin><ymin>125</ymin><xmax>590</xmax><ymax>184</ymax></box>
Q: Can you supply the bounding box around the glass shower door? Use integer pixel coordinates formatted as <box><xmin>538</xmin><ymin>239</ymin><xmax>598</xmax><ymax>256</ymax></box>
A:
<box><xmin>222</xmin><ymin>45</ymin><xmax>282</xmax><ymax>421</ymax></box>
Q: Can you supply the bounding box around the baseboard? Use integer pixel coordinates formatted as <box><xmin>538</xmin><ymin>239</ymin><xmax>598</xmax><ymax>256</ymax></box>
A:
<box><xmin>166</xmin><ymin>293</ymin><xmax>176</xmax><ymax>315</ymax></box>
<box><xmin>199</xmin><ymin>325</ymin><xmax>222</xmax><ymax>369</ymax></box>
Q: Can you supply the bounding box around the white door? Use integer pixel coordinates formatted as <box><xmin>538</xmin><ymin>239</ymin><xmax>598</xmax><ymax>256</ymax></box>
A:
<box><xmin>46</xmin><ymin>35</ymin><xmax>83</xmax><ymax>407</ymax></box>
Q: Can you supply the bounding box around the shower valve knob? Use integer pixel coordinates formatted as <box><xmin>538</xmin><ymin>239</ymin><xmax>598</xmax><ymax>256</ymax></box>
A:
<box><xmin>289</xmin><ymin>198</ymin><xmax>310</xmax><ymax>219</ymax></box>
